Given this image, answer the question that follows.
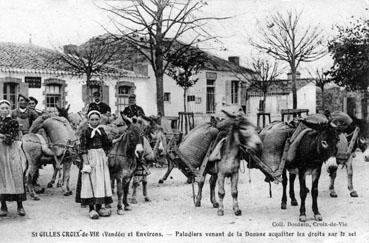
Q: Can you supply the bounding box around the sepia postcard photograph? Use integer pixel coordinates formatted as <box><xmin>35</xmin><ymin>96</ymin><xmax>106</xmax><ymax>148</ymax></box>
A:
<box><xmin>0</xmin><ymin>0</ymin><xmax>368</xmax><ymax>242</ymax></box>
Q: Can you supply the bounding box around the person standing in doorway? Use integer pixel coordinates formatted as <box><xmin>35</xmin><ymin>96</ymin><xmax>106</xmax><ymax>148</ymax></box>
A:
<box><xmin>87</xmin><ymin>91</ymin><xmax>111</xmax><ymax>115</ymax></box>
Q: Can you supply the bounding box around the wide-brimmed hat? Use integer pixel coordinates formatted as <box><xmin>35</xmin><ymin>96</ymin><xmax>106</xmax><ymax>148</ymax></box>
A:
<box><xmin>18</xmin><ymin>94</ymin><xmax>29</xmax><ymax>102</ymax></box>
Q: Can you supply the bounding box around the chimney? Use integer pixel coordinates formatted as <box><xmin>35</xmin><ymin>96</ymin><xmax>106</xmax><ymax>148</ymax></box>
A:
<box><xmin>287</xmin><ymin>71</ymin><xmax>301</xmax><ymax>80</ymax></box>
<box><xmin>228</xmin><ymin>56</ymin><xmax>240</xmax><ymax>66</ymax></box>
<box><xmin>28</xmin><ymin>34</ymin><xmax>32</xmax><ymax>45</ymax></box>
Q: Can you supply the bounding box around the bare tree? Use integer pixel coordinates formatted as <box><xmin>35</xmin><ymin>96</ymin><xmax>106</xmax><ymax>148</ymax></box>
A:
<box><xmin>308</xmin><ymin>68</ymin><xmax>332</xmax><ymax>111</ymax></box>
<box><xmin>55</xmin><ymin>36</ymin><xmax>119</xmax><ymax>85</ymax></box>
<box><xmin>101</xmin><ymin>0</ymin><xmax>228</xmax><ymax>115</ymax></box>
<box><xmin>247</xmin><ymin>58</ymin><xmax>283</xmax><ymax>112</ymax></box>
<box><xmin>251</xmin><ymin>10</ymin><xmax>326</xmax><ymax>109</ymax></box>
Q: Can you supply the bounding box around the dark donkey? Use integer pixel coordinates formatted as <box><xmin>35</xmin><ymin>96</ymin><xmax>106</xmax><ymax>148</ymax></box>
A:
<box><xmin>328</xmin><ymin>115</ymin><xmax>369</xmax><ymax>197</ymax></box>
<box><xmin>108</xmin><ymin>113</ymin><xmax>144</xmax><ymax>215</ymax></box>
<box><xmin>282</xmin><ymin>119</ymin><xmax>339</xmax><ymax>222</ymax></box>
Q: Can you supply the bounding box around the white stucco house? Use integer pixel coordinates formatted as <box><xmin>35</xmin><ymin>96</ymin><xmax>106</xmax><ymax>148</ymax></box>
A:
<box><xmin>246</xmin><ymin>72</ymin><xmax>316</xmax><ymax>123</ymax></box>
<box><xmin>0</xmin><ymin>42</ymin><xmax>254</xmax><ymax>125</ymax></box>
<box><xmin>0</xmin><ymin>42</ymin><xmax>149</xmax><ymax>114</ymax></box>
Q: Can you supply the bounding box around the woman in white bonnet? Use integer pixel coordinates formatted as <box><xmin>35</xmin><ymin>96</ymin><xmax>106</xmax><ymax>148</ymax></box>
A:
<box><xmin>79</xmin><ymin>109</ymin><xmax>113</xmax><ymax>219</ymax></box>
<box><xmin>0</xmin><ymin>99</ymin><xmax>27</xmax><ymax>217</ymax></box>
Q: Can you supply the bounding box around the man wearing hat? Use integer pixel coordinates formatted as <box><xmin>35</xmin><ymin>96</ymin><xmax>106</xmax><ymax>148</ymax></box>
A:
<box><xmin>28</xmin><ymin>96</ymin><xmax>43</xmax><ymax>116</ymax></box>
<box><xmin>87</xmin><ymin>91</ymin><xmax>111</xmax><ymax>115</ymax></box>
<box><xmin>122</xmin><ymin>94</ymin><xmax>145</xmax><ymax>118</ymax></box>
<box><xmin>11</xmin><ymin>94</ymin><xmax>38</xmax><ymax>135</ymax></box>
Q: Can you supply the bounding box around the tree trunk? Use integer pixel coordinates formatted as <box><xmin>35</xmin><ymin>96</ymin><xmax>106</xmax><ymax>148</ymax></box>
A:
<box><xmin>363</xmin><ymin>88</ymin><xmax>368</xmax><ymax>120</ymax></box>
<box><xmin>183</xmin><ymin>88</ymin><xmax>187</xmax><ymax>113</ymax></box>
<box><xmin>155</xmin><ymin>72</ymin><xmax>165</xmax><ymax>116</ymax></box>
<box><xmin>263</xmin><ymin>91</ymin><xmax>267</xmax><ymax>112</ymax></box>
<box><xmin>154</xmin><ymin>3</ymin><xmax>165</xmax><ymax>116</ymax></box>
<box><xmin>321</xmin><ymin>86</ymin><xmax>325</xmax><ymax>111</ymax></box>
<box><xmin>291</xmin><ymin>68</ymin><xmax>297</xmax><ymax>109</ymax></box>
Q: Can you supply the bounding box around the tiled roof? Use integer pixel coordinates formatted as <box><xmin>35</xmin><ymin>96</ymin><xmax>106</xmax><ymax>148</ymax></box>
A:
<box><xmin>0</xmin><ymin>42</ymin><xmax>148</xmax><ymax>79</ymax></box>
<box><xmin>0</xmin><ymin>42</ymin><xmax>71</xmax><ymax>73</ymax></box>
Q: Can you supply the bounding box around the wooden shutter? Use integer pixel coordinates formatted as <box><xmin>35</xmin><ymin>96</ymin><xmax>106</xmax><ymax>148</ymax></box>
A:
<box><xmin>0</xmin><ymin>79</ymin><xmax>3</xmax><ymax>100</ymax></box>
<box><xmin>225</xmin><ymin>80</ymin><xmax>232</xmax><ymax>105</ymax></box>
<box><xmin>240</xmin><ymin>82</ymin><xmax>247</xmax><ymax>106</ymax></box>
<box><xmin>19</xmin><ymin>82</ymin><xmax>29</xmax><ymax>97</ymax></box>
<box><xmin>102</xmin><ymin>85</ymin><xmax>109</xmax><ymax>105</ymax></box>
<box><xmin>82</xmin><ymin>84</ymin><xmax>88</xmax><ymax>104</ymax></box>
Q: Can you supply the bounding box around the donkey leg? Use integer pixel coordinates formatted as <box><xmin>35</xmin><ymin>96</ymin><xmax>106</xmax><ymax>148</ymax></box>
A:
<box><xmin>312</xmin><ymin>168</ymin><xmax>322</xmax><ymax>221</ymax></box>
<box><xmin>195</xmin><ymin>175</ymin><xmax>205</xmax><ymax>207</ymax></box>
<box><xmin>142</xmin><ymin>176</ymin><xmax>150</xmax><ymax>202</ymax></box>
<box><xmin>209</xmin><ymin>174</ymin><xmax>219</xmax><ymax>208</ymax></box>
<box><xmin>217</xmin><ymin>174</ymin><xmax>225</xmax><ymax>216</ymax></box>
<box><xmin>131</xmin><ymin>177</ymin><xmax>139</xmax><ymax>204</ymax></box>
<box><xmin>47</xmin><ymin>164</ymin><xmax>58</xmax><ymax>188</ymax></box>
<box><xmin>298</xmin><ymin>169</ymin><xmax>307</xmax><ymax>222</ymax></box>
<box><xmin>123</xmin><ymin>179</ymin><xmax>132</xmax><ymax>211</ymax></box>
<box><xmin>159</xmin><ymin>157</ymin><xmax>174</xmax><ymax>183</ymax></box>
<box><xmin>289</xmin><ymin>173</ymin><xmax>298</xmax><ymax>206</ymax></box>
<box><xmin>231</xmin><ymin>173</ymin><xmax>241</xmax><ymax>216</ymax></box>
<box><xmin>116</xmin><ymin>178</ymin><xmax>124</xmax><ymax>215</ymax></box>
<box><xmin>111</xmin><ymin>179</ymin><xmax>115</xmax><ymax>194</ymax></box>
<box><xmin>28</xmin><ymin>164</ymin><xmax>40</xmax><ymax>201</ymax></box>
<box><xmin>56</xmin><ymin>168</ymin><xmax>63</xmax><ymax>188</ymax></box>
<box><xmin>281</xmin><ymin>169</ymin><xmax>288</xmax><ymax>209</ymax></box>
<box><xmin>346</xmin><ymin>158</ymin><xmax>358</xmax><ymax>197</ymax></box>
<box><xmin>328</xmin><ymin>165</ymin><xmax>338</xmax><ymax>198</ymax></box>
<box><xmin>63</xmin><ymin>162</ymin><xmax>72</xmax><ymax>196</ymax></box>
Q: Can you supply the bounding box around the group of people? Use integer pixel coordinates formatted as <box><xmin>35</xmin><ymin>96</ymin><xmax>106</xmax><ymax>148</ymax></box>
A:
<box><xmin>0</xmin><ymin>90</ymin><xmax>146</xmax><ymax>219</ymax></box>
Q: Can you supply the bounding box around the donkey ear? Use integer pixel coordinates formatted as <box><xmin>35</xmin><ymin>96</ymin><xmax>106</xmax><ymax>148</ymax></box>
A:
<box><xmin>120</xmin><ymin>112</ymin><xmax>132</xmax><ymax>126</ymax></box>
<box><xmin>222</xmin><ymin>109</ymin><xmax>236</xmax><ymax>119</ymax></box>
<box><xmin>66</xmin><ymin>104</ymin><xmax>71</xmax><ymax>111</ymax></box>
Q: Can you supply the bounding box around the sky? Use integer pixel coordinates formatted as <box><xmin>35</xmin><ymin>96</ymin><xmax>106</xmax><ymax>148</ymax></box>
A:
<box><xmin>0</xmin><ymin>0</ymin><xmax>368</xmax><ymax>77</ymax></box>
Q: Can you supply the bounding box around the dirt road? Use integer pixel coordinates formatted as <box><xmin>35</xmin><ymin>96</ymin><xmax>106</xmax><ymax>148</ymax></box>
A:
<box><xmin>1</xmin><ymin>153</ymin><xmax>369</xmax><ymax>243</ymax></box>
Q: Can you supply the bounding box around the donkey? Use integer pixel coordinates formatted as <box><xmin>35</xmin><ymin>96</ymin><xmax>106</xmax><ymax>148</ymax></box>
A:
<box><xmin>108</xmin><ymin>114</ymin><xmax>144</xmax><ymax>215</ymax></box>
<box><xmin>22</xmin><ymin>114</ymin><xmax>79</xmax><ymax>200</ymax></box>
<box><xmin>282</xmin><ymin>120</ymin><xmax>339</xmax><ymax>222</ymax></box>
<box><xmin>131</xmin><ymin>118</ymin><xmax>165</xmax><ymax>204</ymax></box>
<box><xmin>328</xmin><ymin>115</ymin><xmax>369</xmax><ymax>197</ymax></box>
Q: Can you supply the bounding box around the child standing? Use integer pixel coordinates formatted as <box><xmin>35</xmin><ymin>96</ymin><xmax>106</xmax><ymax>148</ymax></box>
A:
<box><xmin>79</xmin><ymin>110</ymin><xmax>113</xmax><ymax>219</ymax></box>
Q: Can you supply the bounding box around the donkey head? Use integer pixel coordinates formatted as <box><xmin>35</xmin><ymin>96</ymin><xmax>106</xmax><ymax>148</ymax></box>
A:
<box><xmin>221</xmin><ymin>110</ymin><xmax>262</xmax><ymax>155</ymax></box>
<box><xmin>120</xmin><ymin>112</ymin><xmax>144</xmax><ymax>158</ymax></box>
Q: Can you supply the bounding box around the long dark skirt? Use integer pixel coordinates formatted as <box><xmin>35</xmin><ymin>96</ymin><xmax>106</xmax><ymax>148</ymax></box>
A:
<box><xmin>75</xmin><ymin>166</ymin><xmax>82</xmax><ymax>203</ymax></box>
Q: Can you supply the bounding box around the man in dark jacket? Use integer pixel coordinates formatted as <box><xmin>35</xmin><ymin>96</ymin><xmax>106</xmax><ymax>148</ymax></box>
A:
<box><xmin>87</xmin><ymin>91</ymin><xmax>111</xmax><ymax>115</ymax></box>
<box><xmin>11</xmin><ymin>94</ymin><xmax>38</xmax><ymax>135</ymax></box>
<box><xmin>122</xmin><ymin>94</ymin><xmax>145</xmax><ymax>118</ymax></box>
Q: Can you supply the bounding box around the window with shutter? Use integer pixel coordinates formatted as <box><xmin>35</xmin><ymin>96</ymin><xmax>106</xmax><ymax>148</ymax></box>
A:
<box><xmin>1</xmin><ymin>77</ymin><xmax>22</xmax><ymax>109</ymax></box>
<box><xmin>115</xmin><ymin>81</ymin><xmax>135</xmax><ymax>112</ymax></box>
<box><xmin>44</xmin><ymin>78</ymin><xmax>67</xmax><ymax>112</ymax></box>
<box><xmin>225</xmin><ymin>80</ymin><xmax>232</xmax><ymax>105</ymax></box>
<box><xmin>231</xmin><ymin>81</ymin><xmax>239</xmax><ymax>104</ymax></box>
